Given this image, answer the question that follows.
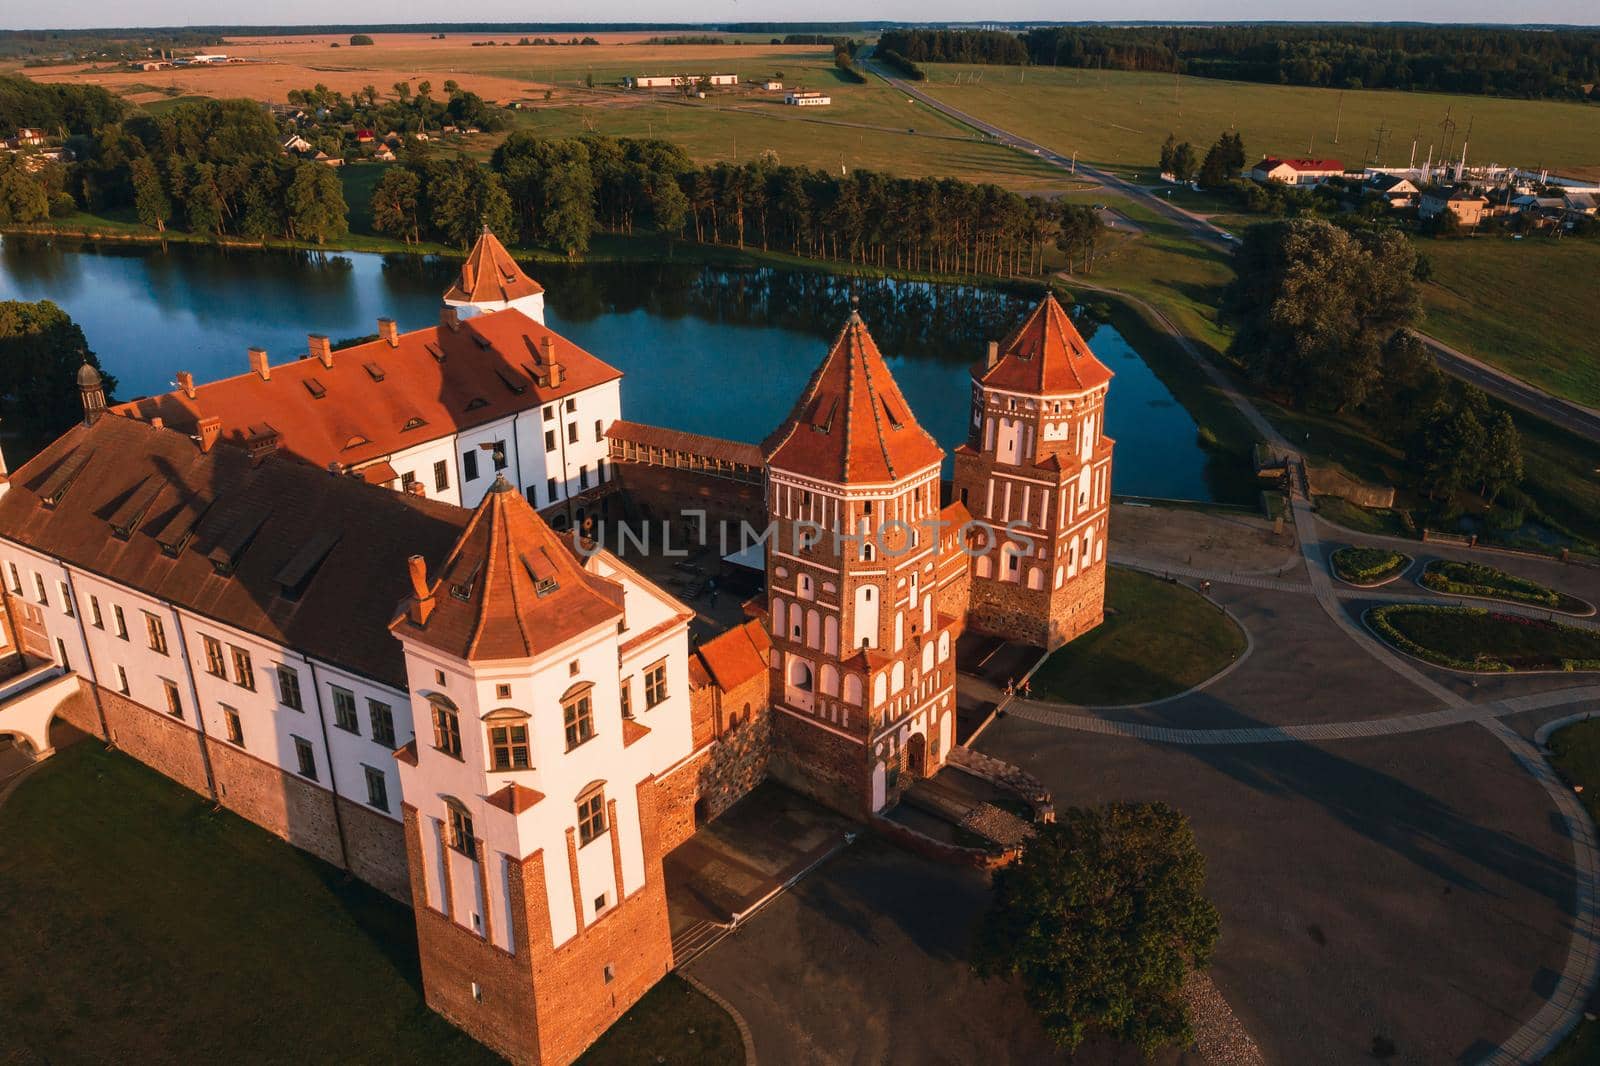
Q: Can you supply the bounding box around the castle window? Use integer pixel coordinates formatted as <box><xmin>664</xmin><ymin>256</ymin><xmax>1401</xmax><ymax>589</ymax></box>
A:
<box><xmin>563</xmin><ymin>687</ymin><xmax>596</xmax><ymax>750</ymax></box>
<box><xmin>567</xmin><ymin>423</ymin><xmax>578</xmax><ymax>445</ymax></box>
<box><xmin>644</xmin><ymin>660</ymin><xmax>668</xmax><ymax>709</ymax></box>
<box><xmin>619</xmin><ymin>677</ymin><xmax>633</xmax><ymax>719</ymax></box>
<box><xmin>364</xmin><ymin>766</ymin><xmax>389</xmax><ymax>812</ymax></box>
<box><xmin>487</xmin><ymin>711</ymin><xmax>531</xmax><ymax>771</ymax></box>
<box><xmin>223</xmin><ymin>706</ymin><xmax>243</xmax><ymax>746</ymax></box>
<box><xmin>577</xmin><ymin>785</ymin><xmax>607</xmax><ymax>846</ymax></box>
<box><xmin>294</xmin><ymin>736</ymin><xmax>316</xmax><ymax>779</ymax></box>
<box><xmin>230</xmin><ymin>646</ymin><xmax>255</xmax><ymax>691</ymax></box>
<box><xmin>434</xmin><ymin>460</ymin><xmax>450</xmax><ymax>492</ymax></box>
<box><xmin>369</xmin><ymin>700</ymin><xmax>396</xmax><ymax>747</ymax></box>
<box><xmin>203</xmin><ymin>635</ymin><xmax>226</xmax><ymax>677</ymax></box>
<box><xmin>446</xmin><ymin>801</ymin><xmax>477</xmax><ymax>860</ymax></box>
<box><xmin>277</xmin><ymin>666</ymin><xmax>303</xmax><ymax>711</ymax></box>
<box><xmin>59</xmin><ymin>582</ymin><xmax>73</xmax><ymax>617</ymax></box>
<box><xmin>545</xmin><ymin>429</ymin><xmax>557</xmax><ymax>453</ymax></box>
<box><xmin>116</xmin><ymin>665</ymin><xmax>129</xmax><ymax>695</ymax></box>
<box><xmin>6</xmin><ymin>562</ymin><xmax>18</xmax><ymax>594</ymax></box>
<box><xmin>33</xmin><ymin>572</ymin><xmax>47</xmax><ymax>605</ymax></box>
<box><xmin>463</xmin><ymin>450</ymin><xmax>479</xmax><ymax>482</ymax></box>
<box><xmin>594</xmin><ymin>419</ymin><xmax>604</xmax><ymax>442</ymax></box>
<box><xmin>162</xmin><ymin>678</ymin><xmax>182</xmax><ymax>718</ymax></box>
<box><xmin>496</xmin><ymin>683</ymin><xmax>512</xmax><ymax>699</ymax></box>
<box><xmin>332</xmin><ymin>686</ymin><xmax>360</xmax><ymax>734</ymax></box>
<box><xmin>113</xmin><ymin>606</ymin><xmax>128</xmax><ymax>641</ymax></box>
<box><xmin>543</xmin><ymin>405</ymin><xmax>555</xmax><ymax>422</ymax></box>
<box><xmin>431</xmin><ymin>698</ymin><xmax>463</xmax><ymax>758</ymax></box>
<box><xmin>144</xmin><ymin>612</ymin><xmax>168</xmax><ymax>655</ymax></box>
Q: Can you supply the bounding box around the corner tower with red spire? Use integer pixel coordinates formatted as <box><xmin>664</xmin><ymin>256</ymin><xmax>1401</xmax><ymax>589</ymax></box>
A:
<box><xmin>952</xmin><ymin>293</ymin><xmax>1114</xmax><ymax>649</ymax></box>
<box><xmin>761</xmin><ymin>305</ymin><xmax>967</xmax><ymax>815</ymax></box>
<box><xmin>444</xmin><ymin>227</ymin><xmax>547</xmax><ymax>324</ymax></box>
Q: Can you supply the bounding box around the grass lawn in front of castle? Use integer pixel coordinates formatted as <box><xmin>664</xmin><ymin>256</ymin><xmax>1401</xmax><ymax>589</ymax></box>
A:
<box><xmin>1027</xmin><ymin>566</ymin><xmax>1247</xmax><ymax>707</ymax></box>
<box><xmin>0</xmin><ymin>741</ymin><xmax>741</xmax><ymax>1065</ymax></box>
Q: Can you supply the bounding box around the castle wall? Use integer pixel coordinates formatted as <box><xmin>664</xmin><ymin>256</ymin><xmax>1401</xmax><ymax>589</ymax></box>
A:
<box><xmin>967</xmin><ymin>559</ymin><xmax>1107</xmax><ymax>649</ymax></box>
<box><xmin>660</xmin><ymin>674</ymin><xmax>773</xmax><ymax>853</ymax></box>
<box><xmin>767</xmin><ymin>707</ymin><xmax>867</xmax><ymax>816</ymax></box>
<box><xmin>609</xmin><ymin>462</ymin><xmax>766</xmax><ymax>533</ymax></box>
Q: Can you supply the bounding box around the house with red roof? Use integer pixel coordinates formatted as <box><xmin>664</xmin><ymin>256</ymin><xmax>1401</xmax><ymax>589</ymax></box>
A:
<box><xmin>1251</xmin><ymin>156</ymin><xmax>1346</xmax><ymax>186</ymax></box>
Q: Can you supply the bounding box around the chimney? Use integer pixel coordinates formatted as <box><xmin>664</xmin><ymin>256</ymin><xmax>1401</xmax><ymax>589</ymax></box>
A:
<box><xmin>461</xmin><ymin>262</ymin><xmax>476</xmax><ymax>292</ymax></box>
<box><xmin>377</xmin><ymin>318</ymin><xmax>399</xmax><ymax>347</ymax></box>
<box><xmin>985</xmin><ymin>340</ymin><xmax>999</xmax><ymax>370</ymax></box>
<box><xmin>440</xmin><ymin>305</ymin><xmax>461</xmax><ymax>332</ymax></box>
<box><xmin>406</xmin><ymin>554</ymin><xmax>436</xmax><ymax>625</ymax></box>
<box><xmin>248</xmin><ymin>347</ymin><xmax>270</xmax><ymax>380</ymax></box>
<box><xmin>308</xmin><ymin>334</ymin><xmax>333</xmax><ymax>368</ymax></box>
<box><xmin>197</xmin><ymin>416</ymin><xmax>222</xmax><ymax>453</ymax></box>
<box><xmin>150</xmin><ymin>417</ymin><xmax>165</xmax><ymax>430</ymax></box>
<box><xmin>539</xmin><ymin>335</ymin><xmax>555</xmax><ymax>366</ymax></box>
<box><xmin>177</xmin><ymin>371</ymin><xmax>196</xmax><ymax>399</ymax></box>
<box><xmin>549</xmin><ymin>361</ymin><xmax>565</xmax><ymax>387</ymax></box>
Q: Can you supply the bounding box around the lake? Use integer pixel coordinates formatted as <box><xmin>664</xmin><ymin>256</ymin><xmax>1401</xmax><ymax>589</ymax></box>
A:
<box><xmin>0</xmin><ymin>237</ymin><xmax>1219</xmax><ymax>501</ymax></box>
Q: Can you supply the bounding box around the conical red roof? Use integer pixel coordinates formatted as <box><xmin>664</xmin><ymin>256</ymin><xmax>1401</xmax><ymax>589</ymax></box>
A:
<box><xmin>392</xmin><ymin>475</ymin><xmax>621</xmax><ymax>661</ymax></box>
<box><xmin>977</xmin><ymin>293</ymin><xmax>1112</xmax><ymax>395</ymax></box>
<box><xmin>764</xmin><ymin>309</ymin><xmax>944</xmax><ymax>484</ymax></box>
<box><xmin>444</xmin><ymin>227</ymin><xmax>544</xmax><ymax>305</ymax></box>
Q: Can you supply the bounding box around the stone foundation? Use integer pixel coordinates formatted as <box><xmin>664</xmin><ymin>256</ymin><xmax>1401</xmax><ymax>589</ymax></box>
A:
<box><xmin>766</xmin><ymin>708</ymin><xmax>868</xmax><ymax>817</ymax></box>
<box><xmin>967</xmin><ymin>561</ymin><xmax>1106</xmax><ymax>650</ymax></box>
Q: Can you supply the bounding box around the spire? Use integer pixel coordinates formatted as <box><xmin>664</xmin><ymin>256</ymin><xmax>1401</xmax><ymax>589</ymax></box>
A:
<box><xmin>77</xmin><ymin>355</ymin><xmax>106</xmax><ymax>426</ymax></box>
<box><xmin>764</xmin><ymin>309</ymin><xmax>943</xmax><ymax>485</ymax></box>
<box><xmin>442</xmin><ymin>228</ymin><xmax>544</xmax><ymax>307</ymax></box>
<box><xmin>390</xmin><ymin>477</ymin><xmax>622</xmax><ymax>661</ymax></box>
<box><xmin>977</xmin><ymin>293</ymin><xmax>1112</xmax><ymax>395</ymax></box>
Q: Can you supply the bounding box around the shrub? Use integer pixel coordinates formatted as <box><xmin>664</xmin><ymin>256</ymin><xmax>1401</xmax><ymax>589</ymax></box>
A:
<box><xmin>349</xmin><ymin>34</ymin><xmax>375</xmax><ymax>46</ymax></box>
<box><xmin>1196</xmin><ymin>426</ymin><xmax>1220</xmax><ymax>450</ymax></box>
<box><xmin>1420</xmin><ymin>560</ymin><xmax>1560</xmax><ymax>608</ymax></box>
<box><xmin>1331</xmin><ymin>547</ymin><xmax>1405</xmax><ymax>583</ymax></box>
<box><xmin>1367</xmin><ymin>605</ymin><xmax>1511</xmax><ymax>672</ymax></box>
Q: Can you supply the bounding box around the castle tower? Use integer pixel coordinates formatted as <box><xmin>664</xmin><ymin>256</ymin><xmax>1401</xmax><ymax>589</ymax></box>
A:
<box><xmin>952</xmin><ymin>294</ymin><xmax>1114</xmax><ymax>649</ymax></box>
<box><xmin>761</xmin><ymin>307</ymin><xmax>966</xmax><ymax>815</ymax></box>
<box><xmin>444</xmin><ymin>227</ymin><xmax>546</xmax><ymax>324</ymax></box>
<box><xmin>78</xmin><ymin>360</ymin><xmax>106</xmax><ymax>426</ymax></box>
<box><xmin>390</xmin><ymin>475</ymin><xmax>685</xmax><ymax>1065</ymax></box>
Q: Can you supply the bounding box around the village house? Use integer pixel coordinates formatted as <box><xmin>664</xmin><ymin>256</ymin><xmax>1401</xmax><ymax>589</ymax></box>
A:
<box><xmin>1250</xmin><ymin>156</ymin><xmax>1345</xmax><ymax>186</ymax></box>
<box><xmin>784</xmin><ymin>91</ymin><xmax>831</xmax><ymax>107</ymax></box>
<box><xmin>624</xmin><ymin>74</ymin><xmax>738</xmax><ymax>89</ymax></box>
<box><xmin>1420</xmin><ymin>187</ymin><xmax>1490</xmax><ymax>227</ymax></box>
<box><xmin>13</xmin><ymin>128</ymin><xmax>47</xmax><ymax>147</ymax></box>
<box><xmin>1364</xmin><ymin>172</ymin><xmax>1420</xmax><ymax>209</ymax></box>
<box><xmin>0</xmin><ymin>235</ymin><xmax>1112</xmax><ymax>1065</ymax></box>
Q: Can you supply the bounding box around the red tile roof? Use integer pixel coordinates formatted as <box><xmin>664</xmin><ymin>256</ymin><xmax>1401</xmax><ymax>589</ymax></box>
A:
<box><xmin>391</xmin><ymin>475</ymin><xmax>623</xmax><ymax>662</ymax></box>
<box><xmin>444</xmin><ymin>228</ymin><xmax>544</xmax><ymax>305</ymax></box>
<box><xmin>1256</xmin><ymin>157</ymin><xmax>1343</xmax><ymax>172</ymax></box>
<box><xmin>486</xmin><ymin>782</ymin><xmax>545</xmax><ymax>814</ymax></box>
<box><xmin>764</xmin><ymin>310</ymin><xmax>943</xmax><ymax>484</ymax></box>
<box><xmin>606</xmin><ymin>420</ymin><xmax>764</xmax><ymax>468</ymax></box>
<box><xmin>976</xmin><ymin>294</ymin><xmax>1112</xmax><ymax>395</ymax></box>
<box><xmin>112</xmin><ymin>310</ymin><xmax>620</xmax><ymax>473</ymax></box>
<box><xmin>693</xmin><ymin>618</ymin><xmax>770</xmax><ymax>693</ymax></box>
<box><xmin>0</xmin><ymin>416</ymin><xmax>468</xmax><ymax>687</ymax></box>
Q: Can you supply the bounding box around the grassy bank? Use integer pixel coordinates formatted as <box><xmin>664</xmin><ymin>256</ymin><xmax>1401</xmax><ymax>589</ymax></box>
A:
<box><xmin>0</xmin><ymin>741</ymin><xmax>740</xmax><ymax>1064</ymax></box>
<box><xmin>1029</xmin><ymin>566</ymin><xmax>1247</xmax><ymax>705</ymax></box>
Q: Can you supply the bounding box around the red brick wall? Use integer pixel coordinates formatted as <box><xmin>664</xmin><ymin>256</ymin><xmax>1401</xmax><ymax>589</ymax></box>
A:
<box><xmin>405</xmin><ymin>805</ymin><xmax>545</xmax><ymax>1065</ymax></box>
<box><xmin>610</xmin><ymin>463</ymin><xmax>766</xmax><ymax>532</ymax></box>
<box><xmin>767</xmin><ymin>708</ymin><xmax>867</xmax><ymax>816</ymax></box>
<box><xmin>97</xmin><ymin>683</ymin><xmax>214</xmax><ymax>798</ymax></box>
<box><xmin>340</xmin><ymin>796</ymin><xmax>409</xmax><ymax>901</ymax></box>
<box><xmin>529</xmin><ymin>776</ymin><xmax>675</xmax><ymax>1066</ymax></box>
<box><xmin>208</xmin><ymin>736</ymin><xmax>344</xmax><ymax>868</ymax></box>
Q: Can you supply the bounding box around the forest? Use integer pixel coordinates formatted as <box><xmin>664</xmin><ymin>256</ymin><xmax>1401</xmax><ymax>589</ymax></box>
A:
<box><xmin>0</xmin><ymin>77</ymin><xmax>125</xmax><ymax>139</ymax></box>
<box><xmin>877</xmin><ymin>25</ymin><xmax>1600</xmax><ymax>101</ymax></box>
<box><xmin>1019</xmin><ymin>25</ymin><xmax>1600</xmax><ymax>100</ymax></box>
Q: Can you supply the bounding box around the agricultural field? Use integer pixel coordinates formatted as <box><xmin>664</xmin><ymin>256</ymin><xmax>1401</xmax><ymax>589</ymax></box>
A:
<box><xmin>1417</xmin><ymin>235</ymin><xmax>1600</xmax><ymax>410</ymax></box>
<box><xmin>912</xmin><ymin>64</ymin><xmax>1600</xmax><ymax>182</ymax></box>
<box><xmin>13</xmin><ymin>32</ymin><xmax>1075</xmax><ymax>191</ymax></box>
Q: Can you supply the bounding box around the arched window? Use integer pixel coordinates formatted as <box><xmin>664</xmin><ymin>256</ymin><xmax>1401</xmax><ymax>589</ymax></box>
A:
<box><xmin>798</xmin><ymin>574</ymin><xmax>814</xmax><ymax>600</ymax></box>
<box><xmin>562</xmin><ymin>682</ymin><xmax>595</xmax><ymax>750</ymax></box>
<box><xmin>789</xmin><ymin>658</ymin><xmax>813</xmax><ymax>692</ymax></box>
<box><xmin>484</xmin><ymin>708</ymin><xmax>531</xmax><ymax>771</ymax></box>
<box><xmin>921</xmin><ymin>641</ymin><xmax>935</xmax><ymax>673</ymax></box>
<box><xmin>820</xmin><ymin>663</ymin><xmax>840</xmax><ymax>696</ymax></box>
<box><xmin>429</xmin><ymin>694</ymin><xmax>462</xmax><ymax>759</ymax></box>
<box><xmin>443</xmin><ymin>797</ymin><xmax>477</xmax><ymax>860</ymax></box>
<box><xmin>891</xmin><ymin>661</ymin><xmax>905</xmax><ymax>693</ymax></box>
<box><xmin>862</xmin><ymin>540</ymin><xmax>876</xmax><ymax>562</ymax></box>
<box><xmin>576</xmin><ymin>782</ymin><xmax>608</xmax><ymax>846</ymax></box>
<box><xmin>843</xmin><ymin>673</ymin><xmax>863</xmax><ymax>705</ymax></box>
<box><xmin>937</xmin><ymin>631</ymin><xmax>951</xmax><ymax>662</ymax></box>
<box><xmin>872</xmin><ymin>673</ymin><xmax>887</xmax><ymax>706</ymax></box>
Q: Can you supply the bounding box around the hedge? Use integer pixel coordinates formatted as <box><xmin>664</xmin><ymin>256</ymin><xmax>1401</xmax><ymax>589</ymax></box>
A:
<box><xmin>1367</xmin><ymin>605</ymin><xmax>1512</xmax><ymax>672</ymax></box>
<box><xmin>1420</xmin><ymin>559</ymin><xmax>1560</xmax><ymax>608</ymax></box>
<box><xmin>1331</xmin><ymin>547</ymin><xmax>1407</xmax><ymax>584</ymax></box>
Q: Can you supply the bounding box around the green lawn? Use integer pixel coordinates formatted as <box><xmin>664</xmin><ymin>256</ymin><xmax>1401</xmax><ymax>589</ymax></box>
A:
<box><xmin>1420</xmin><ymin>559</ymin><xmax>1587</xmax><ymax>613</ymax></box>
<box><xmin>913</xmin><ymin>65</ymin><xmax>1600</xmax><ymax>180</ymax></box>
<box><xmin>1370</xmin><ymin>605</ymin><xmax>1600</xmax><ymax>672</ymax></box>
<box><xmin>0</xmin><ymin>742</ymin><xmax>739</xmax><ymax>1065</ymax></box>
<box><xmin>1029</xmin><ymin>567</ymin><xmax>1247</xmax><ymax>706</ymax></box>
<box><xmin>1420</xmin><ymin>236</ymin><xmax>1600</xmax><ymax>409</ymax></box>
<box><xmin>1545</xmin><ymin>718</ymin><xmax>1600</xmax><ymax>1064</ymax></box>
<box><xmin>1314</xmin><ymin>496</ymin><xmax>1415</xmax><ymax>539</ymax></box>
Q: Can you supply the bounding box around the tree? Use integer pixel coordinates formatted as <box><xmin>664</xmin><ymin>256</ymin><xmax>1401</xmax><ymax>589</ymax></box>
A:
<box><xmin>1223</xmin><ymin>218</ymin><xmax>1421</xmax><ymax>411</ymax></box>
<box><xmin>1169</xmin><ymin>141</ymin><xmax>1199</xmax><ymax>184</ymax></box>
<box><xmin>286</xmin><ymin>163</ymin><xmax>348</xmax><ymax>244</ymax></box>
<box><xmin>369</xmin><ymin>166</ymin><xmax>421</xmax><ymax>244</ymax></box>
<box><xmin>0</xmin><ymin>154</ymin><xmax>50</xmax><ymax>223</ymax></box>
<box><xmin>0</xmin><ymin>300</ymin><xmax>117</xmax><ymax>454</ymax></box>
<box><xmin>973</xmin><ymin>803</ymin><xmax>1221</xmax><ymax>1056</ymax></box>
<box><xmin>1481</xmin><ymin>409</ymin><xmax>1524</xmax><ymax>504</ymax></box>
<box><xmin>349</xmin><ymin>34</ymin><xmax>374</xmax><ymax>46</ymax></box>
<box><xmin>129</xmin><ymin>156</ymin><xmax>170</xmax><ymax>232</ymax></box>
<box><xmin>1158</xmin><ymin>133</ymin><xmax>1176</xmax><ymax>175</ymax></box>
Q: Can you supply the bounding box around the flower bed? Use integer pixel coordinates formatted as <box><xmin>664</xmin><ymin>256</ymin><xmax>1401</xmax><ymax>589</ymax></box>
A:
<box><xmin>1420</xmin><ymin>559</ymin><xmax>1591</xmax><ymax>615</ymax></box>
<box><xmin>1368</xmin><ymin>604</ymin><xmax>1600</xmax><ymax>672</ymax></box>
<box><xmin>1331</xmin><ymin>547</ymin><xmax>1409</xmax><ymax>585</ymax></box>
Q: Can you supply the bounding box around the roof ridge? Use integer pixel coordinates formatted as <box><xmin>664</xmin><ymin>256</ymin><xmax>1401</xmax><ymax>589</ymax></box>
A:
<box><xmin>854</xmin><ymin>322</ymin><xmax>897</xmax><ymax>482</ymax></box>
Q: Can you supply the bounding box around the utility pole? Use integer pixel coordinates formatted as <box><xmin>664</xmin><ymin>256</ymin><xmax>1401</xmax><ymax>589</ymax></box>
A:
<box><xmin>1333</xmin><ymin>91</ymin><xmax>1344</xmax><ymax>144</ymax></box>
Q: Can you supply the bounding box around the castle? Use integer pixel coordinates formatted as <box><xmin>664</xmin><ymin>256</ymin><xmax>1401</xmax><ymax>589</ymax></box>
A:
<box><xmin>0</xmin><ymin>231</ymin><xmax>1112</xmax><ymax>1065</ymax></box>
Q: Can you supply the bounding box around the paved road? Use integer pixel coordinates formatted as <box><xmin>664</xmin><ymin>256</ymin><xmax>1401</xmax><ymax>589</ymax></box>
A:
<box><xmin>867</xmin><ymin>59</ymin><xmax>1600</xmax><ymax>445</ymax></box>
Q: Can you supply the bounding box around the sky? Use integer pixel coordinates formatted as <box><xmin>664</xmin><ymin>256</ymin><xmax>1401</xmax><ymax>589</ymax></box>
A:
<box><xmin>6</xmin><ymin>2</ymin><xmax>1598</xmax><ymax>31</ymax></box>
